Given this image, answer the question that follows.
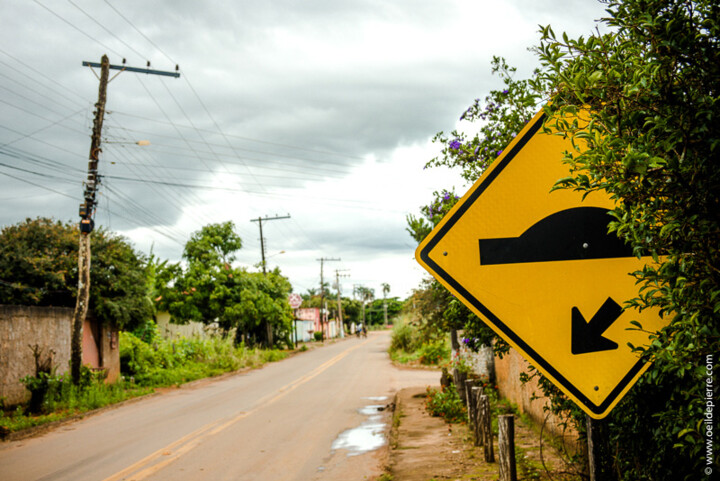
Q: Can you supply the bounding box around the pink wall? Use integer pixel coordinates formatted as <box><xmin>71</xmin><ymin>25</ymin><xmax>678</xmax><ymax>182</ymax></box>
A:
<box><xmin>82</xmin><ymin>318</ymin><xmax>100</xmax><ymax>368</ymax></box>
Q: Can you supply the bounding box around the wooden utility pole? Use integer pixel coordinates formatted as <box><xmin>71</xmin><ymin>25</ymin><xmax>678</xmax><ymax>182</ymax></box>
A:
<box><xmin>335</xmin><ymin>269</ymin><xmax>349</xmax><ymax>337</ymax></box>
<box><xmin>250</xmin><ymin>214</ymin><xmax>290</xmax><ymax>274</ymax></box>
<box><xmin>316</xmin><ymin>257</ymin><xmax>340</xmax><ymax>340</ymax></box>
<box><xmin>72</xmin><ymin>56</ymin><xmax>179</xmax><ymax>384</ymax></box>
<box><xmin>250</xmin><ymin>214</ymin><xmax>290</xmax><ymax>347</ymax></box>
<box><xmin>71</xmin><ymin>55</ymin><xmax>109</xmax><ymax>384</ymax></box>
<box><xmin>586</xmin><ymin>415</ymin><xmax>613</xmax><ymax>481</ymax></box>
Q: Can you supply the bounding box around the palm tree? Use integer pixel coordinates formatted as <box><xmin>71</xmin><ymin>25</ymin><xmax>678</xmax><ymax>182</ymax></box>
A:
<box><xmin>381</xmin><ymin>283</ymin><xmax>391</xmax><ymax>325</ymax></box>
<box><xmin>355</xmin><ymin>286</ymin><xmax>375</xmax><ymax>330</ymax></box>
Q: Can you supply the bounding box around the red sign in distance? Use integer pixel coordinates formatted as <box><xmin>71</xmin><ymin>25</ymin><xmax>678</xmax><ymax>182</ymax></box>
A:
<box><xmin>288</xmin><ymin>293</ymin><xmax>303</xmax><ymax>309</ymax></box>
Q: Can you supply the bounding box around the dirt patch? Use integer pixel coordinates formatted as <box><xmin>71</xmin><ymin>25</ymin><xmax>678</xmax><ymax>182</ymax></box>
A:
<box><xmin>384</xmin><ymin>386</ymin><xmax>495</xmax><ymax>480</ymax></box>
<box><xmin>382</xmin><ymin>387</ymin><xmax>583</xmax><ymax>481</ymax></box>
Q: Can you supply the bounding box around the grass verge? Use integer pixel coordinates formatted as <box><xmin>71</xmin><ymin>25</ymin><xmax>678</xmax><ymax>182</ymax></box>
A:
<box><xmin>1</xmin><ymin>333</ymin><xmax>290</xmax><ymax>438</ymax></box>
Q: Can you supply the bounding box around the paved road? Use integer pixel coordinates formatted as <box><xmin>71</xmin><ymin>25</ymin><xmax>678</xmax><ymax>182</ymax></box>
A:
<box><xmin>0</xmin><ymin>331</ymin><xmax>438</xmax><ymax>480</ymax></box>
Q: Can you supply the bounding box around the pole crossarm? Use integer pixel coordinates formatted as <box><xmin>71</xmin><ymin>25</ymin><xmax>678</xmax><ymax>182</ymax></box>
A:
<box><xmin>316</xmin><ymin>257</ymin><xmax>341</xmax><ymax>340</ymax></box>
<box><xmin>82</xmin><ymin>61</ymin><xmax>180</xmax><ymax>78</ymax></box>
<box><xmin>250</xmin><ymin>214</ymin><xmax>290</xmax><ymax>275</ymax></box>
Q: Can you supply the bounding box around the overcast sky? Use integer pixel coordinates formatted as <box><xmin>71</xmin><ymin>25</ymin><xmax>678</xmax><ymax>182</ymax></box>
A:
<box><xmin>0</xmin><ymin>0</ymin><xmax>609</xmax><ymax>300</ymax></box>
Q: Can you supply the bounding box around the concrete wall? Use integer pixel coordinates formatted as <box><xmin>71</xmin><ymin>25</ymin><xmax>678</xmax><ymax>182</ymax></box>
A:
<box><xmin>494</xmin><ymin>348</ymin><xmax>579</xmax><ymax>445</ymax></box>
<box><xmin>0</xmin><ymin>305</ymin><xmax>72</xmax><ymax>406</ymax></box>
<box><xmin>156</xmin><ymin>312</ymin><xmax>208</xmax><ymax>339</ymax></box>
<box><xmin>0</xmin><ymin>305</ymin><xmax>119</xmax><ymax>406</ymax></box>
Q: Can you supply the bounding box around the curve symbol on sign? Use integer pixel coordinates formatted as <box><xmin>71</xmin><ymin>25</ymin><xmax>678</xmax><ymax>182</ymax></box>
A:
<box><xmin>478</xmin><ymin>207</ymin><xmax>633</xmax><ymax>265</ymax></box>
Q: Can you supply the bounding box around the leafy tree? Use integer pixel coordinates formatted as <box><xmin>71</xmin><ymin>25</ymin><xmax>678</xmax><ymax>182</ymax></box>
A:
<box><xmin>413</xmin><ymin>1</ymin><xmax>719</xmax><ymax>478</ymax></box>
<box><xmin>231</xmin><ymin>268</ymin><xmax>294</xmax><ymax>348</ymax></box>
<box><xmin>365</xmin><ymin>297</ymin><xmax>403</xmax><ymax>325</ymax></box>
<box><xmin>342</xmin><ymin>297</ymin><xmax>362</xmax><ymax>326</ymax></box>
<box><xmin>534</xmin><ymin>1</ymin><xmax>720</xmax><ymax>477</ymax></box>
<box><xmin>159</xmin><ymin>222</ymin><xmax>294</xmax><ymax>348</ymax></box>
<box><xmin>0</xmin><ymin>217</ymin><xmax>152</xmax><ymax>330</ymax></box>
<box><xmin>183</xmin><ymin>221</ymin><xmax>242</xmax><ymax>266</ymax></box>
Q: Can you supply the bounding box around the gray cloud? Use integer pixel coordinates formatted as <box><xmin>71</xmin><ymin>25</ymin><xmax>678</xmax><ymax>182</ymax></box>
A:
<box><xmin>0</xmin><ymin>0</ymin><xmax>609</xmax><ymax>297</ymax></box>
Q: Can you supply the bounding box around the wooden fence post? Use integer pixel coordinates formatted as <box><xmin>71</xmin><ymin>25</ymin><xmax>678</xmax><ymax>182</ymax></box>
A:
<box><xmin>498</xmin><ymin>414</ymin><xmax>517</xmax><ymax>481</ymax></box>
<box><xmin>464</xmin><ymin>379</ymin><xmax>476</xmax><ymax>407</ymax></box>
<box><xmin>465</xmin><ymin>379</ymin><xmax>477</xmax><ymax>428</ymax></box>
<box><xmin>474</xmin><ymin>388</ymin><xmax>484</xmax><ymax>447</ymax></box>
<box><xmin>453</xmin><ymin>367</ymin><xmax>467</xmax><ymax>403</ymax></box>
<box><xmin>479</xmin><ymin>394</ymin><xmax>494</xmax><ymax>462</ymax></box>
<box><xmin>470</xmin><ymin>385</ymin><xmax>483</xmax><ymax>445</ymax></box>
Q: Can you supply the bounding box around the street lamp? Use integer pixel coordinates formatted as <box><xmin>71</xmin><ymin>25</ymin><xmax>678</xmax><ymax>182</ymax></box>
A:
<box><xmin>262</xmin><ymin>250</ymin><xmax>286</xmax><ymax>272</ymax></box>
<box><xmin>104</xmin><ymin>140</ymin><xmax>150</xmax><ymax>164</ymax></box>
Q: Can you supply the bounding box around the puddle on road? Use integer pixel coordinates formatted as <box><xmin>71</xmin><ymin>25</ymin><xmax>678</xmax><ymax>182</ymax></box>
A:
<box><xmin>331</xmin><ymin>396</ymin><xmax>389</xmax><ymax>457</ymax></box>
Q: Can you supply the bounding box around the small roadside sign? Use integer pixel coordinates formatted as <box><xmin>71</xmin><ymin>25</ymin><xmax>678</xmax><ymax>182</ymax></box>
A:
<box><xmin>416</xmin><ymin>109</ymin><xmax>669</xmax><ymax>419</ymax></box>
<box><xmin>288</xmin><ymin>293</ymin><xmax>303</xmax><ymax>310</ymax></box>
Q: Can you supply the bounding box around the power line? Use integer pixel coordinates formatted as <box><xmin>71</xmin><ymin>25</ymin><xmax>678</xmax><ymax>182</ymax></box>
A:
<box><xmin>0</xmin><ymin>145</ymin><xmax>83</xmax><ymax>176</ymax></box>
<box><xmin>103</xmin><ymin>0</ymin><xmax>178</xmax><ymax>65</ymax></box>
<box><xmin>32</xmin><ymin>0</ymin><xmax>124</xmax><ymax>58</ymax></box>
<box><xmin>67</xmin><ymin>0</ymin><xmax>148</xmax><ymax>62</ymax></box>
<box><xmin>111</xmin><ymin>110</ymin><xmax>363</xmax><ymax>163</ymax></box>
<box><xmin>0</xmin><ymin>108</ymin><xmax>85</xmax><ymax>148</ymax></box>
<box><xmin>0</xmin><ymin>170</ymin><xmax>78</xmax><ymax>200</ymax></box>
<box><xmin>0</xmin><ymin>123</ymin><xmax>85</xmax><ymax>160</ymax></box>
<box><xmin>0</xmin><ymin>62</ymin><xmax>86</xmax><ymax>111</ymax></box>
<box><xmin>0</xmin><ymin>159</ymin><xmax>78</xmax><ymax>183</ymax></box>
<box><xmin>0</xmin><ymin>98</ymin><xmax>88</xmax><ymax>138</ymax></box>
<box><xmin>0</xmin><ymin>47</ymin><xmax>87</xmax><ymax>103</ymax></box>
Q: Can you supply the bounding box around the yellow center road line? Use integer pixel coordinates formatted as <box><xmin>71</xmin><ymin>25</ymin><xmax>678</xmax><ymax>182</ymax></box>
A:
<box><xmin>103</xmin><ymin>338</ymin><xmax>372</xmax><ymax>481</ymax></box>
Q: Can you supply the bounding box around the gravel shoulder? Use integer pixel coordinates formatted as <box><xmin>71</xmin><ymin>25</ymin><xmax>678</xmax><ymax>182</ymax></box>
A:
<box><xmin>382</xmin><ymin>386</ymin><xmax>581</xmax><ymax>481</ymax></box>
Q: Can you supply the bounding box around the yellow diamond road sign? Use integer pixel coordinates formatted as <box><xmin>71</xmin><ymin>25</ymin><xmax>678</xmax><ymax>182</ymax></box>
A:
<box><xmin>416</xmin><ymin>109</ymin><xmax>668</xmax><ymax>419</ymax></box>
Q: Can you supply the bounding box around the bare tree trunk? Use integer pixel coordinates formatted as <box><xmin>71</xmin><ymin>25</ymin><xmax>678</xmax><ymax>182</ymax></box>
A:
<box><xmin>71</xmin><ymin>233</ymin><xmax>90</xmax><ymax>384</ymax></box>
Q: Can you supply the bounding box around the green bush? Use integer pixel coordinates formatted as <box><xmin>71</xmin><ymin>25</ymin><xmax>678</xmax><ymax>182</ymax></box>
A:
<box><xmin>425</xmin><ymin>383</ymin><xmax>466</xmax><ymax>423</ymax></box>
<box><xmin>418</xmin><ymin>340</ymin><xmax>449</xmax><ymax>365</ymax></box>
<box><xmin>313</xmin><ymin>331</ymin><xmax>323</xmax><ymax>342</ymax></box>
<box><xmin>390</xmin><ymin>323</ymin><xmax>418</xmax><ymax>352</ymax></box>
<box><xmin>3</xmin><ymin>370</ymin><xmax>152</xmax><ymax>435</ymax></box>
<box><xmin>389</xmin><ymin>320</ymin><xmax>450</xmax><ymax>366</ymax></box>
<box><xmin>119</xmin><ymin>332</ymin><xmax>287</xmax><ymax>387</ymax></box>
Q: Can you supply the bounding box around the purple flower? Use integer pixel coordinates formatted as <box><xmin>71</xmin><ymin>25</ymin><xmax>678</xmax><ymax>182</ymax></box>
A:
<box><xmin>459</xmin><ymin>112</ymin><xmax>466</xmax><ymax>121</ymax></box>
<box><xmin>443</xmin><ymin>192</ymin><xmax>450</xmax><ymax>201</ymax></box>
<box><xmin>474</xmin><ymin>146</ymin><xmax>480</xmax><ymax>156</ymax></box>
<box><xmin>449</xmin><ymin>139</ymin><xmax>462</xmax><ymax>150</ymax></box>
<box><xmin>503</xmin><ymin>89</ymin><xmax>509</xmax><ymax>94</ymax></box>
<box><xmin>497</xmin><ymin>150</ymin><xmax>503</xmax><ymax>156</ymax></box>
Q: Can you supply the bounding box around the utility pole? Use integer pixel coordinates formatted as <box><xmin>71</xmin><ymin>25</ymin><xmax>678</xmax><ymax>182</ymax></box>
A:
<box><xmin>335</xmin><ymin>269</ymin><xmax>350</xmax><ymax>337</ymax></box>
<box><xmin>250</xmin><ymin>214</ymin><xmax>290</xmax><ymax>274</ymax></box>
<box><xmin>250</xmin><ymin>214</ymin><xmax>290</xmax><ymax>347</ymax></box>
<box><xmin>317</xmin><ymin>257</ymin><xmax>340</xmax><ymax>341</ymax></box>
<box><xmin>72</xmin><ymin>55</ymin><xmax>179</xmax><ymax>384</ymax></box>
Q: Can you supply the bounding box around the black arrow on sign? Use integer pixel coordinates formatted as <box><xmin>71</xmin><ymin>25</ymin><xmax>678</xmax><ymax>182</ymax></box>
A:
<box><xmin>571</xmin><ymin>297</ymin><xmax>621</xmax><ymax>355</ymax></box>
